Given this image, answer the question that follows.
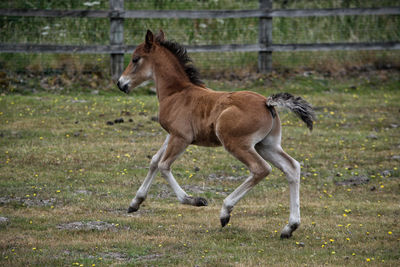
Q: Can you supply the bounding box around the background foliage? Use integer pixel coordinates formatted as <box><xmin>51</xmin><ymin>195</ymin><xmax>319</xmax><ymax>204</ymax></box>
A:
<box><xmin>0</xmin><ymin>0</ymin><xmax>399</xmax><ymax>84</ymax></box>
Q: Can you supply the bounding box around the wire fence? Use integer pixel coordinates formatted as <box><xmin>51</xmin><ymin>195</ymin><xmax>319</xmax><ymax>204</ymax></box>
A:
<box><xmin>0</xmin><ymin>0</ymin><xmax>399</xmax><ymax>87</ymax></box>
<box><xmin>1</xmin><ymin>0</ymin><xmax>397</xmax><ymax>10</ymax></box>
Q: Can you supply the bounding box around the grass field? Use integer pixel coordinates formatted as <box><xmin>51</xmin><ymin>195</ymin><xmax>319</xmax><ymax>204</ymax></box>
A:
<box><xmin>0</xmin><ymin>70</ymin><xmax>399</xmax><ymax>266</ymax></box>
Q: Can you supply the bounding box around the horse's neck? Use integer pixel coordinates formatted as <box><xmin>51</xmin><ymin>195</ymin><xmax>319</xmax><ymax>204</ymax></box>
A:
<box><xmin>152</xmin><ymin>56</ymin><xmax>191</xmax><ymax>101</ymax></box>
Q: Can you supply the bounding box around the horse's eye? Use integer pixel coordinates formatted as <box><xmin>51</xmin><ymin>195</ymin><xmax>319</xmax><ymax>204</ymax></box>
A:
<box><xmin>132</xmin><ymin>56</ymin><xmax>140</xmax><ymax>63</ymax></box>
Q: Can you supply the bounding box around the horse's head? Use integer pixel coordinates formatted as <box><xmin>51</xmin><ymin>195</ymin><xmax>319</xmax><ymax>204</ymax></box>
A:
<box><xmin>117</xmin><ymin>30</ymin><xmax>165</xmax><ymax>93</ymax></box>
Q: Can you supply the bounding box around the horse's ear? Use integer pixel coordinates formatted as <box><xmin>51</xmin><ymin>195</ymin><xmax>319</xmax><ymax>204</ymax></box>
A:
<box><xmin>155</xmin><ymin>29</ymin><xmax>165</xmax><ymax>43</ymax></box>
<box><xmin>145</xmin><ymin>30</ymin><xmax>154</xmax><ymax>51</ymax></box>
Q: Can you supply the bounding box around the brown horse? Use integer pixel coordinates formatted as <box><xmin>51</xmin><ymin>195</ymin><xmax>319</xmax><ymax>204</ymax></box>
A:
<box><xmin>117</xmin><ymin>30</ymin><xmax>315</xmax><ymax>238</ymax></box>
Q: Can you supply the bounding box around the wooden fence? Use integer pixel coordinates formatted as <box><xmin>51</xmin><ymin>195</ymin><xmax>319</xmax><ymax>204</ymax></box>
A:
<box><xmin>1</xmin><ymin>0</ymin><xmax>400</xmax><ymax>79</ymax></box>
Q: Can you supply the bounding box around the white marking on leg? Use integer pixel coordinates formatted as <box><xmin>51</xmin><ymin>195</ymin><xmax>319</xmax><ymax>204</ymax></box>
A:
<box><xmin>157</xmin><ymin>136</ymin><xmax>192</xmax><ymax>204</ymax></box>
<box><xmin>288</xmin><ymin>160</ymin><xmax>301</xmax><ymax>225</ymax></box>
<box><xmin>130</xmin><ymin>135</ymin><xmax>170</xmax><ymax>209</ymax></box>
<box><xmin>256</xmin><ymin>142</ymin><xmax>301</xmax><ymax>236</ymax></box>
<box><xmin>159</xmin><ymin>168</ymin><xmax>189</xmax><ymax>203</ymax></box>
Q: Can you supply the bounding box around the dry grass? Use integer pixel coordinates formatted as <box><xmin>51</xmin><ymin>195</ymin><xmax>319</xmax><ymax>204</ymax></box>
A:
<box><xmin>0</xmin><ymin>72</ymin><xmax>399</xmax><ymax>266</ymax></box>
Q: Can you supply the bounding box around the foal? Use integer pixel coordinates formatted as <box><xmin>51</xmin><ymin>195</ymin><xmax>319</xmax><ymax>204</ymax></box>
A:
<box><xmin>117</xmin><ymin>30</ymin><xmax>315</xmax><ymax>238</ymax></box>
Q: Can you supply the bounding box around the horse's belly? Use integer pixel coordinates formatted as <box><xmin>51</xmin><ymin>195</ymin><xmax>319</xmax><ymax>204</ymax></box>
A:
<box><xmin>191</xmin><ymin>123</ymin><xmax>221</xmax><ymax>147</ymax></box>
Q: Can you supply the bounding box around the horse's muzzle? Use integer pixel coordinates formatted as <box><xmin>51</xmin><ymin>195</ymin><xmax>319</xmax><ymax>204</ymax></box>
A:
<box><xmin>117</xmin><ymin>80</ymin><xmax>129</xmax><ymax>93</ymax></box>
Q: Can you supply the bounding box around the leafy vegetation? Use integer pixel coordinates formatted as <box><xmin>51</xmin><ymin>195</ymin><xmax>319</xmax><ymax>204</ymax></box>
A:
<box><xmin>1</xmin><ymin>71</ymin><xmax>399</xmax><ymax>266</ymax></box>
<box><xmin>0</xmin><ymin>0</ymin><xmax>399</xmax><ymax>76</ymax></box>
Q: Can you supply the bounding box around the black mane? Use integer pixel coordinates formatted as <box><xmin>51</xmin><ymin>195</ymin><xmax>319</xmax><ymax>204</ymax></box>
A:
<box><xmin>159</xmin><ymin>40</ymin><xmax>204</xmax><ymax>86</ymax></box>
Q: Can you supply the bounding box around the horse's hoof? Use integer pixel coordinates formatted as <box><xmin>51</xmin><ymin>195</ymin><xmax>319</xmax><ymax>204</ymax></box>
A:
<box><xmin>127</xmin><ymin>206</ymin><xmax>139</xmax><ymax>213</ymax></box>
<box><xmin>280</xmin><ymin>223</ymin><xmax>299</xmax><ymax>239</ymax></box>
<box><xmin>220</xmin><ymin>216</ymin><xmax>230</xmax><ymax>227</ymax></box>
<box><xmin>194</xmin><ymin>197</ymin><xmax>208</xmax><ymax>207</ymax></box>
<box><xmin>280</xmin><ymin>232</ymin><xmax>292</xmax><ymax>239</ymax></box>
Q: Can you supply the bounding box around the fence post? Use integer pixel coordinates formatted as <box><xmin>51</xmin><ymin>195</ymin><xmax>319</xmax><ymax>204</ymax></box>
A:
<box><xmin>110</xmin><ymin>0</ymin><xmax>124</xmax><ymax>81</ymax></box>
<box><xmin>258</xmin><ymin>0</ymin><xmax>272</xmax><ymax>73</ymax></box>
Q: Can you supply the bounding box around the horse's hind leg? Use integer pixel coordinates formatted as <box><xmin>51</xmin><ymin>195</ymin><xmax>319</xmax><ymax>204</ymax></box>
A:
<box><xmin>219</xmin><ymin>144</ymin><xmax>271</xmax><ymax>227</ymax></box>
<box><xmin>158</xmin><ymin>135</ymin><xmax>208</xmax><ymax>207</ymax></box>
<box><xmin>128</xmin><ymin>135</ymin><xmax>170</xmax><ymax>213</ymax></box>
<box><xmin>255</xmin><ymin>139</ymin><xmax>301</xmax><ymax>238</ymax></box>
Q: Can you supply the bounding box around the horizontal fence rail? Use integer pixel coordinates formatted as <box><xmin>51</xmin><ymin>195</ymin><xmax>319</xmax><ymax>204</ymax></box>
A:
<box><xmin>1</xmin><ymin>7</ymin><xmax>400</xmax><ymax>18</ymax></box>
<box><xmin>2</xmin><ymin>42</ymin><xmax>400</xmax><ymax>54</ymax></box>
<box><xmin>1</xmin><ymin>0</ymin><xmax>400</xmax><ymax>76</ymax></box>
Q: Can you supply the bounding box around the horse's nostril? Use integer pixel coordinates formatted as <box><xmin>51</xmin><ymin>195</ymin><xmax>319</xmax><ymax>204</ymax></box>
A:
<box><xmin>122</xmin><ymin>84</ymin><xmax>129</xmax><ymax>93</ymax></box>
<box><xmin>117</xmin><ymin>80</ymin><xmax>121</xmax><ymax>88</ymax></box>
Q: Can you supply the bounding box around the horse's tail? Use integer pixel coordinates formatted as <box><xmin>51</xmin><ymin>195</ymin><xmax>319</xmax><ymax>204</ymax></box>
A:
<box><xmin>266</xmin><ymin>92</ymin><xmax>316</xmax><ymax>131</ymax></box>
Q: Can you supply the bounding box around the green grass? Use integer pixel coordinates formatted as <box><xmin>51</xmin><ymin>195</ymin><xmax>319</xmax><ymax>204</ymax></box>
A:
<box><xmin>1</xmin><ymin>72</ymin><xmax>399</xmax><ymax>266</ymax></box>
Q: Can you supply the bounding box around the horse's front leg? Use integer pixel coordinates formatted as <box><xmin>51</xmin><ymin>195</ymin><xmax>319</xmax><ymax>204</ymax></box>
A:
<box><xmin>158</xmin><ymin>135</ymin><xmax>208</xmax><ymax>207</ymax></box>
<box><xmin>128</xmin><ymin>135</ymin><xmax>170</xmax><ymax>213</ymax></box>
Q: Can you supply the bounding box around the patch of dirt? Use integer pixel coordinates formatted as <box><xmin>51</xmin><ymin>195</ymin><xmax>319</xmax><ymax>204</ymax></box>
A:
<box><xmin>366</xmin><ymin>133</ymin><xmax>378</xmax><ymax>139</ymax></box>
<box><xmin>301</xmin><ymin>171</ymin><xmax>312</xmax><ymax>177</ymax></box>
<box><xmin>135</xmin><ymin>131</ymin><xmax>163</xmax><ymax>137</ymax></box>
<box><xmin>63</xmin><ymin>250</ymin><xmax>161</xmax><ymax>263</ymax></box>
<box><xmin>380</xmin><ymin>170</ymin><xmax>394</xmax><ymax>177</ymax></box>
<box><xmin>208</xmin><ymin>173</ymin><xmax>247</xmax><ymax>181</ymax></box>
<box><xmin>183</xmin><ymin>184</ymin><xmax>228</xmax><ymax>197</ymax></box>
<box><xmin>60</xmin><ymin>250</ymin><xmax>131</xmax><ymax>262</ymax></box>
<box><xmin>335</xmin><ymin>176</ymin><xmax>370</xmax><ymax>186</ymax></box>
<box><xmin>0</xmin><ymin>216</ymin><xmax>9</xmax><ymax>225</ymax></box>
<box><xmin>100</xmin><ymin>252</ymin><xmax>130</xmax><ymax>261</ymax></box>
<box><xmin>57</xmin><ymin>221</ymin><xmax>129</xmax><ymax>231</ymax></box>
<box><xmin>0</xmin><ymin>196</ymin><xmax>57</xmax><ymax>207</ymax></box>
<box><xmin>136</xmin><ymin>253</ymin><xmax>163</xmax><ymax>262</ymax></box>
<box><xmin>70</xmin><ymin>99</ymin><xmax>87</xmax><ymax>103</ymax></box>
<box><xmin>150</xmin><ymin>184</ymin><xmax>173</xmax><ymax>199</ymax></box>
<box><xmin>182</xmin><ymin>185</ymin><xmax>212</xmax><ymax>194</ymax></box>
<box><xmin>74</xmin><ymin>190</ymin><xmax>92</xmax><ymax>195</ymax></box>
